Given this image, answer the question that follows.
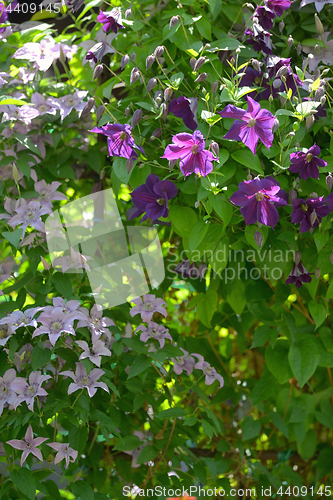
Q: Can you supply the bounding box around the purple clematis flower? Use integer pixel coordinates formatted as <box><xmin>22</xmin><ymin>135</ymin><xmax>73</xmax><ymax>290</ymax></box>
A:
<box><xmin>230</xmin><ymin>177</ymin><xmax>288</xmax><ymax>228</ymax></box>
<box><xmin>289</xmin><ymin>144</ymin><xmax>327</xmax><ymax>180</ymax></box>
<box><xmin>32</xmin><ymin>307</ymin><xmax>77</xmax><ymax>346</ymax></box>
<box><xmin>173</xmin><ymin>259</ymin><xmax>207</xmax><ymax>280</ymax></box>
<box><xmin>135</xmin><ymin>322</ymin><xmax>173</xmax><ymax>348</ymax></box>
<box><xmin>7</xmin><ymin>425</ymin><xmax>48</xmax><ymax>466</ymax></box>
<box><xmin>77</xmin><ymin>304</ymin><xmax>115</xmax><ymax>337</ymax></box>
<box><xmin>60</xmin><ymin>362</ymin><xmax>109</xmax><ymax>398</ymax></box>
<box><xmin>238</xmin><ymin>67</ymin><xmax>271</xmax><ymax>101</ymax></box>
<box><xmin>245</xmin><ymin>25</ymin><xmax>273</xmax><ymax>54</ymax></box>
<box><xmin>75</xmin><ymin>339</ymin><xmax>111</xmax><ymax>367</ymax></box>
<box><xmin>129</xmin><ymin>174</ymin><xmax>178</xmax><ymax>222</ymax></box>
<box><xmin>193</xmin><ymin>354</ymin><xmax>224</xmax><ymax>388</ymax></box>
<box><xmin>130</xmin><ymin>294</ymin><xmax>167</xmax><ymax>323</ymax></box>
<box><xmin>47</xmin><ymin>442</ymin><xmax>78</xmax><ymax>468</ymax></box>
<box><xmin>219</xmin><ymin>96</ymin><xmax>275</xmax><ymax>155</ymax></box>
<box><xmin>0</xmin><ymin>307</ymin><xmax>43</xmax><ymax>331</ymax></box>
<box><xmin>162</xmin><ymin>130</ymin><xmax>218</xmax><ymax>177</ymax></box>
<box><xmin>97</xmin><ymin>9</ymin><xmax>124</xmax><ymax>34</ymax></box>
<box><xmin>90</xmin><ymin>123</ymin><xmax>145</xmax><ymax>161</ymax></box>
<box><xmin>266</xmin><ymin>56</ymin><xmax>302</xmax><ymax>98</ymax></box>
<box><xmin>266</xmin><ymin>0</ymin><xmax>292</xmax><ymax>16</ymax></box>
<box><xmin>10</xmin><ymin>371</ymin><xmax>52</xmax><ymax>412</ymax></box>
<box><xmin>168</xmin><ymin>96</ymin><xmax>198</xmax><ymax>131</ymax></box>
<box><xmin>291</xmin><ymin>197</ymin><xmax>330</xmax><ymax>233</ymax></box>
<box><xmin>8</xmin><ymin>199</ymin><xmax>50</xmax><ymax>240</ymax></box>
<box><xmin>253</xmin><ymin>5</ymin><xmax>276</xmax><ymax>31</ymax></box>
<box><xmin>286</xmin><ymin>261</ymin><xmax>313</xmax><ymax>288</ymax></box>
<box><xmin>0</xmin><ymin>369</ymin><xmax>19</xmax><ymax>416</ymax></box>
<box><xmin>171</xmin><ymin>348</ymin><xmax>196</xmax><ymax>376</ymax></box>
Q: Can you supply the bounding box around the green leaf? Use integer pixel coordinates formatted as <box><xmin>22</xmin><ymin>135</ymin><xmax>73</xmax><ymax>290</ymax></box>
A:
<box><xmin>202</xmin><ymin>419</ymin><xmax>214</xmax><ymax>439</ymax></box>
<box><xmin>201</xmin><ymin>110</ymin><xmax>221</xmax><ymax>125</ymax></box>
<box><xmin>314</xmin><ymin>232</ymin><xmax>328</xmax><ymax>253</ymax></box>
<box><xmin>10</xmin><ymin>468</ymin><xmax>36</xmax><ymax>500</ymax></box>
<box><xmin>2</xmin><ymin>229</ymin><xmax>22</xmax><ymax>249</ymax></box>
<box><xmin>17</xmin><ymin>158</ymin><xmax>31</xmax><ymax>178</ymax></box>
<box><xmin>195</xmin><ymin>16</ymin><xmax>212</xmax><ymax>40</ymax></box>
<box><xmin>183</xmin><ymin>416</ymin><xmax>199</xmax><ymax>426</ymax></box>
<box><xmin>155</xmin><ymin>407</ymin><xmax>186</xmax><ymax>419</ymax></box>
<box><xmin>316</xmin><ymin>448</ymin><xmax>333</xmax><ymax>480</ymax></box>
<box><xmin>71</xmin><ymin>481</ymin><xmax>94</xmax><ymax>500</ymax></box>
<box><xmin>170</xmin><ymin>72</ymin><xmax>184</xmax><ymax>89</ymax></box>
<box><xmin>188</xmin><ymin>221</ymin><xmax>209</xmax><ymax>252</ymax></box>
<box><xmin>0</xmin><ymin>98</ymin><xmax>30</xmax><ymax>105</ymax></box>
<box><xmin>169</xmin><ymin>206</ymin><xmax>197</xmax><ymax>238</ymax></box>
<box><xmin>113</xmin><ymin>436</ymin><xmax>142</xmax><ymax>451</ymax></box>
<box><xmin>208</xmin><ymin>237</ymin><xmax>229</xmax><ymax>275</ymax></box>
<box><xmin>268</xmin><ymin>411</ymin><xmax>289</xmax><ymax>438</ymax></box>
<box><xmin>127</xmin><ymin>355</ymin><xmax>151</xmax><ymax>379</ymax></box>
<box><xmin>299</xmin><ymin>430</ymin><xmax>316</xmax><ymax>460</ymax></box>
<box><xmin>51</xmin><ymin>273</ymin><xmax>73</xmax><ymax>299</ymax></box>
<box><xmin>31</xmin><ymin>346</ymin><xmax>51</xmax><ymax>371</ymax></box>
<box><xmin>112</xmin><ymin>157</ymin><xmax>131</xmax><ymax>184</ymax></box>
<box><xmin>196</xmin><ymin>290</ymin><xmax>218</xmax><ymax>327</ymax></box>
<box><xmin>210</xmin><ymin>38</ymin><xmax>243</xmax><ymax>51</ymax></box>
<box><xmin>241</xmin><ymin>416</ymin><xmax>261</xmax><ymax>441</ymax></box>
<box><xmin>288</xmin><ymin>335</ymin><xmax>319</xmax><ymax>388</ymax></box>
<box><xmin>308</xmin><ymin>300</ymin><xmax>326</xmax><ymax>330</ymax></box>
<box><xmin>275</xmin><ymin>109</ymin><xmax>296</xmax><ymax>117</ymax></box>
<box><xmin>265</xmin><ymin>340</ymin><xmax>293</xmax><ymax>384</ymax></box>
<box><xmin>231</xmin><ymin>150</ymin><xmax>264</xmax><ymax>174</ymax></box>
<box><xmin>69</xmin><ymin>426</ymin><xmax>89</xmax><ymax>457</ymax></box>
<box><xmin>251</xmin><ymin>368</ymin><xmax>276</xmax><ymax>405</ymax></box>
<box><xmin>248</xmin><ymin>302</ymin><xmax>275</xmax><ymax>322</ymax></box>
<box><xmin>136</xmin><ymin>445</ymin><xmax>159</xmax><ymax>465</ymax></box>
<box><xmin>251</xmin><ymin>325</ymin><xmax>272</xmax><ymax>348</ymax></box>
<box><xmin>209</xmin><ymin>194</ymin><xmax>233</xmax><ymax>226</ymax></box>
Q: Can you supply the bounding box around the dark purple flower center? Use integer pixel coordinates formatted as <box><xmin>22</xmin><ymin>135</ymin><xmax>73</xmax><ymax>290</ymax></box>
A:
<box><xmin>119</xmin><ymin>131</ymin><xmax>127</xmax><ymax>141</ymax></box>
<box><xmin>306</xmin><ymin>153</ymin><xmax>313</xmax><ymax>163</ymax></box>
<box><xmin>248</xmin><ymin>118</ymin><xmax>256</xmax><ymax>127</ymax></box>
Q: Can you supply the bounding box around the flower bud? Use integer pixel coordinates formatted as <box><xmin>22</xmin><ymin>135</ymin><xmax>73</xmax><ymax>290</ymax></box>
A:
<box><xmin>13</xmin><ymin>163</ymin><xmax>19</xmax><ymax>182</ymax></box>
<box><xmin>326</xmin><ymin>174</ymin><xmax>333</xmax><ymax>192</ymax></box>
<box><xmin>272</xmin><ymin>117</ymin><xmax>280</xmax><ymax>133</ymax></box>
<box><xmin>170</xmin><ymin>16</ymin><xmax>179</xmax><ymax>29</ymax></box>
<box><xmin>146</xmin><ymin>55</ymin><xmax>155</xmax><ymax>70</ymax></box>
<box><xmin>273</xmin><ymin>78</ymin><xmax>282</xmax><ymax>88</ymax></box>
<box><xmin>126</xmin><ymin>159</ymin><xmax>134</xmax><ymax>173</ymax></box>
<box><xmin>288</xmin><ymin>36</ymin><xmax>294</xmax><ymax>49</ymax></box>
<box><xmin>149</xmin><ymin>128</ymin><xmax>162</xmax><ymax>141</ymax></box>
<box><xmin>210</xmin><ymin>140</ymin><xmax>219</xmax><ymax>158</ymax></box>
<box><xmin>155</xmin><ymin>96</ymin><xmax>162</xmax><ymax>106</ymax></box>
<box><xmin>194</xmin><ymin>56</ymin><xmax>206</xmax><ymax>72</ymax></box>
<box><xmin>310</xmin><ymin>210</ymin><xmax>317</xmax><ymax>226</ymax></box>
<box><xmin>315</xmin><ymin>86</ymin><xmax>325</xmax><ymax>100</ymax></box>
<box><xmin>276</xmin><ymin>65</ymin><xmax>289</xmax><ymax>78</ymax></box>
<box><xmin>81</xmin><ymin>97</ymin><xmax>95</xmax><ymax>117</ymax></box>
<box><xmin>121</xmin><ymin>54</ymin><xmax>129</xmax><ymax>70</ymax></box>
<box><xmin>245</xmin><ymin>3</ymin><xmax>254</xmax><ymax>9</ymax></box>
<box><xmin>96</xmin><ymin>105</ymin><xmax>105</xmax><ymax>122</ymax></box>
<box><xmin>330</xmin><ymin>253</ymin><xmax>333</xmax><ymax>266</ymax></box>
<box><xmin>147</xmin><ymin>78</ymin><xmax>157</xmax><ymax>92</ymax></box>
<box><xmin>310</xmin><ymin>192</ymin><xmax>318</xmax><ymax>198</ymax></box>
<box><xmin>268</xmin><ymin>95</ymin><xmax>274</xmax><ymax>102</ymax></box>
<box><xmin>247</xmin><ymin>173</ymin><xmax>252</xmax><ymax>180</ymax></box>
<box><xmin>315</xmin><ymin>268</ymin><xmax>321</xmax><ymax>280</ymax></box>
<box><xmin>161</xmin><ymin>102</ymin><xmax>168</xmax><ymax>122</ymax></box>
<box><xmin>125</xmin><ymin>107</ymin><xmax>130</xmax><ymax>117</ymax></box>
<box><xmin>131</xmin><ymin>109</ymin><xmax>142</xmax><ymax>129</ymax></box>
<box><xmin>194</xmin><ymin>73</ymin><xmax>208</xmax><ymax>83</ymax></box>
<box><xmin>252</xmin><ymin>59</ymin><xmax>261</xmax><ymax>72</ymax></box>
<box><xmin>315</xmin><ymin>13</ymin><xmax>324</xmax><ymax>35</ymax></box>
<box><xmin>320</xmin><ymin>95</ymin><xmax>326</xmax><ymax>106</ymax></box>
<box><xmin>190</xmin><ymin>57</ymin><xmax>196</xmax><ymax>70</ymax></box>
<box><xmin>305</xmin><ymin>114</ymin><xmax>315</xmax><ymax>131</ymax></box>
<box><xmin>164</xmin><ymin>87</ymin><xmax>173</xmax><ymax>102</ymax></box>
<box><xmin>295</xmin><ymin>251</ymin><xmax>301</xmax><ymax>265</ymax></box>
<box><xmin>254</xmin><ymin>231</ymin><xmax>263</xmax><ymax>249</ymax></box>
<box><xmin>130</xmin><ymin>67</ymin><xmax>140</xmax><ymax>85</ymax></box>
<box><xmin>154</xmin><ymin>46</ymin><xmax>164</xmax><ymax>58</ymax></box>
<box><xmin>125</xmin><ymin>8</ymin><xmax>131</xmax><ymax>18</ymax></box>
<box><xmin>297</xmin><ymin>44</ymin><xmax>302</xmax><ymax>55</ymax></box>
<box><xmin>211</xmin><ymin>80</ymin><xmax>219</xmax><ymax>93</ymax></box>
<box><xmin>59</xmin><ymin>44</ymin><xmax>66</xmax><ymax>64</ymax></box>
<box><xmin>93</xmin><ymin>64</ymin><xmax>103</xmax><ymax>80</ymax></box>
<box><xmin>289</xmin><ymin>189</ymin><xmax>297</xmax><ymax>204</ymax></box>
<box><xmin>131</xmin><ymin>52</ymin><xmax>137</xmax><ymax>62</ymax></box>
<box><xmin>169</xmin><ymin>159</ymin><xmax>177</xmax><ymax>171</ymax></box>
<box><xmin>195</xmin><ymin>200</ymin><xmax>200</xmax><ymax>208</ymax></box>
<box><xmin>279</xmin><ymin>21</ymin><xmax>285</xmax><ymax>32</ymax></box>
<box><xmin>314</xmin><ymin>43</ymin><xmax>321</xmax><ymax>56</ymax></box>
<box><xmin>41</xmin><ymin>256</ymin><xmax>51</xmax><ymax>270</ymax></box>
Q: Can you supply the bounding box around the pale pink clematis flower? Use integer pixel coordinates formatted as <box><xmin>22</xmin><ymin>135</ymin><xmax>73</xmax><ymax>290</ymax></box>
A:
<box><xmin>0</xmin><ymin>258</ymin><xmax>15</xmax><ymax>295</ymax></box>
<box><xmin>47</xmin><ymin>442</ymin><xmax>78</xmax><ymax>468</ymax></box>
<box><xmin>76</xmin><ymin>339</ymin><xmax>111</xmax><ymax>367</ymax></box>
<box><xmin>171</xmin><ymin>348</ymin><xmax>196</xmax><ymax>376</ymax></box>
<box><xmin>193</xmin><ymin>354</ymin><xmax>224</xmax><ymax>388</ymax></box>
<box><xmin>0</xmin><ymin>369</ymin><xmax>19</xmax><ymax>416</ymax></box>
<box><xmin>130</xmin><ymin>294</ymin><xmax>167</xmax><ymax>323</ymax></box>
<box><xmin>135</xmin><ymin>322</ymin><xmax>172</xmax><ymax>348</ymax></box>
<box><xmin>0</xmin><ymin>323</ymin><xmax>14</xmax><ymax>347</ymax></box>
<box><xmin>7</xmin><ymin>424</ymin><xmax>48</xmax><ymax>466</ymax></box>
<box><xmin>0</xmin><ymin>307</ymin><xmax>43</xmax><ymax>331</ymax></box>
<box><xmin>77</xmin><ymin>304</ymin><xmax>115</xmax><ymax>337</ymax></box>
<box><xmin>60</xmin><ymin>361</ymin><xmax>109</xmax><ymax>397</ymax></box>
<box><xmin>8</xmin><ymin>199</ymin><xmax>51</xmax><ymax>240</ymax></box>
<box><xmin>13</xmin><ymin>37</ymin><xmax>77</xmax><ymax>72</ymax></box>
<box><xmin>14</xmin><ymin>343</ymin><xmax>34</xmax><ymax>372</ymax></box>
<box><xmin>10</xmin><ymin>371</ymin><xmax>52</xmax><ymax>411</ymax></box>
<box><xmin>32</xmin><ymin>307</ymin><xmax>77</xmax><ymax>346</ymax></box>
<box><xmin>34</xmin><ymin>180</ymin><xmax>68</xmax><ymax>209</ymax></box>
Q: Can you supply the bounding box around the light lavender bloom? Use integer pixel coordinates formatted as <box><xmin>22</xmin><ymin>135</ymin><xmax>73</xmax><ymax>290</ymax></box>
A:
<box><xmin>6</xmin><ymin>424</ymin><xmax>48</xmax><ymax>466</ymax></box>
<box><xmin>302</xmin><ymin>32</ymin><xmax>333</xmax><ymax>72</ymax></box>
<box><xmin>0</xmin><ymin>258</ymin><xmax>15</xmax><ymax>295</ymax></box>
<box><xmin>0</xmin><ymin>307</ymin><xmax>43</xmax><ymax>331</ymax></box>
<box><xmin>60</xmin><ymin>361</ymin><xmax>109</xmax><ymax>397</ymax></box>
<box><xmin>129</xmin><ymin>294</ymin><xmax>167</xmax><ymax>323</ymax></box>
<box><xmin>193</xmin><ymin>354</ymin><xmax>224</xmax><ymax>388</ymax></box>
<box><xmin>13</xmin><ymin>37</ymin><xmax>77</xmax><ymax>72</ymax></box>
<box><xmin>53</xmin><ymin>297</ymin><xmax>81</xmax><ymax>314</ymax></box>
<box><xmin>0</xmin><ymin>369</ymin><xmax>19</xmax><ymax>416</ymax></box>
<box><xmin>10</xmin><ymin>371</ymin><xmax>52</xmax><ymax>411</ymax></box>
<box><xmin>300</xmin><ymin>0</ymin><xmax>333</xmax><ymax>11</ymax></box>
<box><xmin>8</xmin><ymin>199</ymin><xmax>51</xmax><ymax>240</ymax></box>
<box><xmin>47</xmin><ymin>442</ymin><xmax>78</xmax><ymax>468</ymax></box>
<box><xmin>52</xmin><ymin>247</ymin><xmax>93</xmax><ymax>273</ymax></box>
<box><xmin>135</xmin><ymin>322</ymin><xmax>172</xmax><ymax>348</ymax></box>
<box><xmin>10</xmin><ymin>67</ymin><xmax>38</xmax><ymax>85</ymax></box>
<box><xmin>172</xmin><ymin>348</ymin><xmax>196</xmax><ymax>376</ymax></box>
<box><xmin>32</xmin><ymin>307</ymin><xmax>77</xmax><ymax>346</ymax></box>
<box><xmin>76</xmin><ymin>339</ymin><xmax>111</xmax><ymax>367</ymax></box>
<box><xmin>14</xmin><ymin>343</ymin><xmax>33</xmax><ymax>372</ymax></box>
<box><xmin>16</xmin><ymin>132</ymin><xmax>53</xmax><ymax>159</ymax></box>
<box><xmin>34</xmin><ymin>180</ymin><xmax>68</xmax><ymax>209</ymax></box>
<box><xmin>0</xmin><ymin>324</ymin><xmax>14</xmax><ymax>346</ymax></box>
<box><xmin>31</xmin><ymin>92</ymin><xmax>58</xmax><ymax>116</ymax></box>
<box><xmin>51</xmin><ymin>91</ymin><xmax>89</xmax><ymax>120</ymax></box>
<box><xmin>0</xmin><ymin>104</ymin><xmax>40</xmax><ymax>124</ymax></box>
<box><xmin>77</xmin><ymin>304</ymin><xmax>115</xmax><ymax>337</ymax></box>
